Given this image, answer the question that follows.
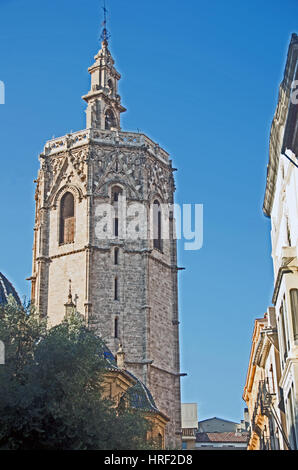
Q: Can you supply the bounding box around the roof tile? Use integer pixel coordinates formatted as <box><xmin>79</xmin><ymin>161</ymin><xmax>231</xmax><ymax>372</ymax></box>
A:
<box><xmin>196</xmin><ymin>432</ymin><xmax>249</xmax><ymax>443</ymax></box>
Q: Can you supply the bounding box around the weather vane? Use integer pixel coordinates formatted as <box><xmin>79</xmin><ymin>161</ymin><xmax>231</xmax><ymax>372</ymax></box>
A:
<box><xmin>101</xmin><ymin>0</ymin><xmax>110</xmax><ymax>43</ymax></box>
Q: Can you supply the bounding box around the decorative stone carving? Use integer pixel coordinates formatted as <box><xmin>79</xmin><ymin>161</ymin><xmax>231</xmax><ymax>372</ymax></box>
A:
<box><xmin>147</xmin><ymin>159</ymin><xmax>171</xmax><ymax>203</ymax></box>
<box><xmin>92</xmin><ymin>149</ymin><xmax>143</xmax><ymax>199</ymax></box>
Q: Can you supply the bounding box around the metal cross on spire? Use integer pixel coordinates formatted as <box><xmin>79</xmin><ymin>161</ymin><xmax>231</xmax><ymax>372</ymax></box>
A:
<box><xmin>101</xmin><ymin>0</ymin><xmax>110</xmax><ymax>44</ymax></box>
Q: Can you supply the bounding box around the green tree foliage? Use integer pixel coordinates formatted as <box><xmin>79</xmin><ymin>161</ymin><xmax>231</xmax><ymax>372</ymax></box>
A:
<box><xmin>0</xmin><ymin>299</ymin><xmax>155</xmax><ymax>450</ymax></box>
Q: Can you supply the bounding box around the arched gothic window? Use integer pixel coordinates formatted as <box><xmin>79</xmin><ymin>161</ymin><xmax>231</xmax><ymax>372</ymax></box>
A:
<box><xmin>59</xmin><ymin>192</ymin><xmax>75</xmax><ymax>244</ymax></box>
<box><xmin>105</xmin><ymin>108</ymin><xmax>116</xmax><ymax>130</ymax></box>
<box><xmin>153</xmin><ymin>200</ymin><xmax>162</xmax><ymax>251</ymax></box>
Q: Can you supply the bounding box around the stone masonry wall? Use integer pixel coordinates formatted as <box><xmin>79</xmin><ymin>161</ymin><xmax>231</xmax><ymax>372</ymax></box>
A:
<box><xmin>32</xmin><ymin>134</ymin><xmax>182</xmax><ymax>448</ymax></box>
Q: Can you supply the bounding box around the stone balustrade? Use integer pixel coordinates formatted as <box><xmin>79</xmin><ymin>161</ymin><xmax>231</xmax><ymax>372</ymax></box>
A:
<box><xmin>43</xmin><ymin>128</ymin><xmax>169</xmax><ymax>163</ymax></box>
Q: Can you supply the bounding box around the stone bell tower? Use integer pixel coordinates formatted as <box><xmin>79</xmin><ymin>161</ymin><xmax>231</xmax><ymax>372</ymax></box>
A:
<box><xmin>82</xmin><ymin>32</ymin><xmax>126</xmax><ymax>131</ymax></box>
<box><xmin>30</xmin><ymin>16</ymin><xmax>182</xmax><ymax>448</ymax></box>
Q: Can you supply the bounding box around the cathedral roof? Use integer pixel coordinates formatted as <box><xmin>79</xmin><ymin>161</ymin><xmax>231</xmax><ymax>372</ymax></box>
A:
<box><xmin>0</xmin><ymin>272</ymin><xmax>21</xmax><ymax>306</ymax></box>
<box><xmin>121</xmin><ymin>370</ymin><xmax>159</xmax><ymax>413</ymax></box>
<box><xmin>97</xmin><ymin>340</ymin><xmax>119</xmax><ymax>370</ymax></box>
<box><xmin>97</xmin><ymin>340</ymin><xmax>159</xmax><ymax>414</ymax></box>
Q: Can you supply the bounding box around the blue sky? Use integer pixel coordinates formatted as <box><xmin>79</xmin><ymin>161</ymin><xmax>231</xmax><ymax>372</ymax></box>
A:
<box><xmin>0</xmin><ymin>0</ymin><xmax>297</xmax><ymax>422</ymax></box>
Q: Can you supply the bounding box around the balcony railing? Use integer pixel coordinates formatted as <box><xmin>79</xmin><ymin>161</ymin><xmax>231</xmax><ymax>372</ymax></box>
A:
<box><xmin>250</xmin><ymin>378</ymin><xmax>291</xmax><ymax>450</ymax></box>
<box><xmin>182</xmin><ymin>428</ymin><xmax>196</xmax><ymax>437</ymax></box>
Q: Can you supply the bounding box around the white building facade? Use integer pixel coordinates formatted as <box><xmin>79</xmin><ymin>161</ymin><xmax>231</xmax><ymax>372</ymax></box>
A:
<box><xmin>181</xmin><ymin>403</ymin><xmax>198</xmax><ymax>449</ymax></box>
<box><xmin>263</xmin><ymin>33</ymin><xmax>298</xmax><ymax>450</ymax></box>
<box><xmin>243</xmin><ymin>309</ymin><xmax>289</xmax><ymax>450</ymax></box>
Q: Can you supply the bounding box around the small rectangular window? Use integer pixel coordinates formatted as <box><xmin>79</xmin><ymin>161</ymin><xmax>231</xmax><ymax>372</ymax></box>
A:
<box><xmin>290</xmin><ymin>289</ymin><xmax>298</xmax><ymax>340</ymax></box>
<box><xmin>280</xmin><ymin>305</ymin><xmax>288</xmax><ymax>358</ymax></box>
<box><xmin>114</xmin><ymin>318</ymin><xmax>118</xmax><ymax>338</ymax></box>
<box><xmin>114</xmin><ymin>218</ymin><xmax>119</xmax><ymax>237</ymax></box>
<box><xmin>114</xmin><ymin>278</ymin><xmax>119</xmax><ymax>301</ymax></box>
<box><xmin>114</xmin><ymin>248</ymin><xmax>119</xmax><ymax>265</ymax></box>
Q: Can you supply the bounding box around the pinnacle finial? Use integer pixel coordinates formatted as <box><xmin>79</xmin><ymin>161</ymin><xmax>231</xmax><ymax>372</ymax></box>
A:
<box><xmin>101</xmin><ymin>0</ymin><xmax>110</xmax><ymax>45</ymax></box>
<box><xmin>116</xmin><ymin>343</ymin><xmax>125</xmax><ymax>369</ymax></box>
<box><xmin>64</xmin><ymin>279</ymin><xmax>75</xmax><ymax>317</ymax></box>
<box><xmin>68</xmin><ymin>279</ymin><xmax>72</xmax><ymax>302</ymax></box>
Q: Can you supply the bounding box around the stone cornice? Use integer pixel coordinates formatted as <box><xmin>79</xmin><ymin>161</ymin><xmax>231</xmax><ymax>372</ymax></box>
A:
<box><xmin>272</xmin><ymin>266</ymin><xmax>295</xmax><ymax>304</ymax></box>
<box><xmin>253</xmin><ymin>328</ymin><xmax>278</xmax><ymax>368</ymax></box>
<box><xmin>48</xmin><ymin>244</ymin><xmax>183</xmax><ymax>262</ymax></box>
<box><xmin>279</xmin><ymin>356</ymin><xmax>298</xmax><ymax>390</ymax></box>
<box><xmin>243</xmin><ymin>318</ymin><xmax>267</xmax><ymax>401</ymax></box>
<box><xmin>263</xmin><ymin>34</ymin><xmax>298</xmax><ymax>217</ymax></box>
<box><xmin>49</xmin><ymin>245</ymin><xmax>112</xmax><ymax>260</ymax></box>
<box><xmin>36</xmin><ymin>256</ymin><xmax>51</xmax><ymax>263</ymax></box>
<box><xmin>125</xmin><ymin>359</ymin><xmax>154</xmax><ymax>365</ymax></box>
<box><xmin>148</xmin><ymin>253</ymin><xmax>180</xmax><ymax>271</ymax></box>
<box><xmin>150</xmin><ymin>363</ymin><xmax>185</xmax><ymax>378</ymax></box>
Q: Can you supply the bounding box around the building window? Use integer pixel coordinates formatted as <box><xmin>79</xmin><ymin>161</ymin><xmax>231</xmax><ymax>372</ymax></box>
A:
<box><xmin>283</xmin><ymin>296</ymin><xmax>290</xmax><ymax>351</ymax></box>
<box><xmin>111</xmin><ymin>186</ymin><xmax>122</xmax><ymax>237</ymax></box>
<box><xmin>112</xmin><ymin>185</ymin><xmax>122</xmax><ymax>202</ymax></box>
<box><xmin>269</xmin><ymin>364</ymin><xmax>275</xmax><ymax>393</ymax></box>
<box><xmin>288</xmin><ymin>385</ymin><xmax>297</xmax><ymax>449</ymax></box>
<box><xmin>105</xmin><ymin>108</ymin><xmax>116</xmax><ymax>130</ymax></box>
<box><xmin>114</xmin><ymin>248</ymin><xmax>119</xmax><ymax>265</ymax></box>
<box><xmin>277</xmin><ymin>318</ymin><xmax>285</xmax><ymax>369</ymax></box>
<box><xmin>153</xmin><ymin>200</ymin><xmax>162</xmax><ymax>251</ymax></box>
<box><xmin>114</xmin><ymin>317</ymin><xmax>119</xmax><ymax>338</ymax></box>
<box><xmin>286</xmin><ymin>218</ymin><xmax>291</xmax><ymax>246</ymax></box>
<box><xmin>59</xmin><ymin>192</ymin><xmax>75</xmax><ymax>244</ymax></box>
<box><xmin>290</xmin><ymin>289</ymin><xmax>298</xmax><ymax>340</ymax></box>
<box><xmin>107</xmin><ymin>79</ymin><xmax>114</xmax><ymax>95</ymax></box>
<box><xmin>114</xmin><ymin>277</ymin><xmax>119</xmax><ymax>301</ymax></box>
<box><xmin>280</xmin><ymin>304</ymin><xmax>288</xmax><ymax>363</ymax></box>
<box><xmin>114</xmin><ymin>217</ymin><xmax>119</xmax><ymax>237</ymax></box>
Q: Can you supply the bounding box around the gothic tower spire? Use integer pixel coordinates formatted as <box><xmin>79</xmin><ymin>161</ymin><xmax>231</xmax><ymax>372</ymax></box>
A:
<box><xmin>82</xmin><ymin>1</ymin><xmax>126</xmax><ymax>130</ymax></box>
<box><xmin>101</xmin><ymin>0</ymin><xmax>109</xmax><ymax>45</ymax></box>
